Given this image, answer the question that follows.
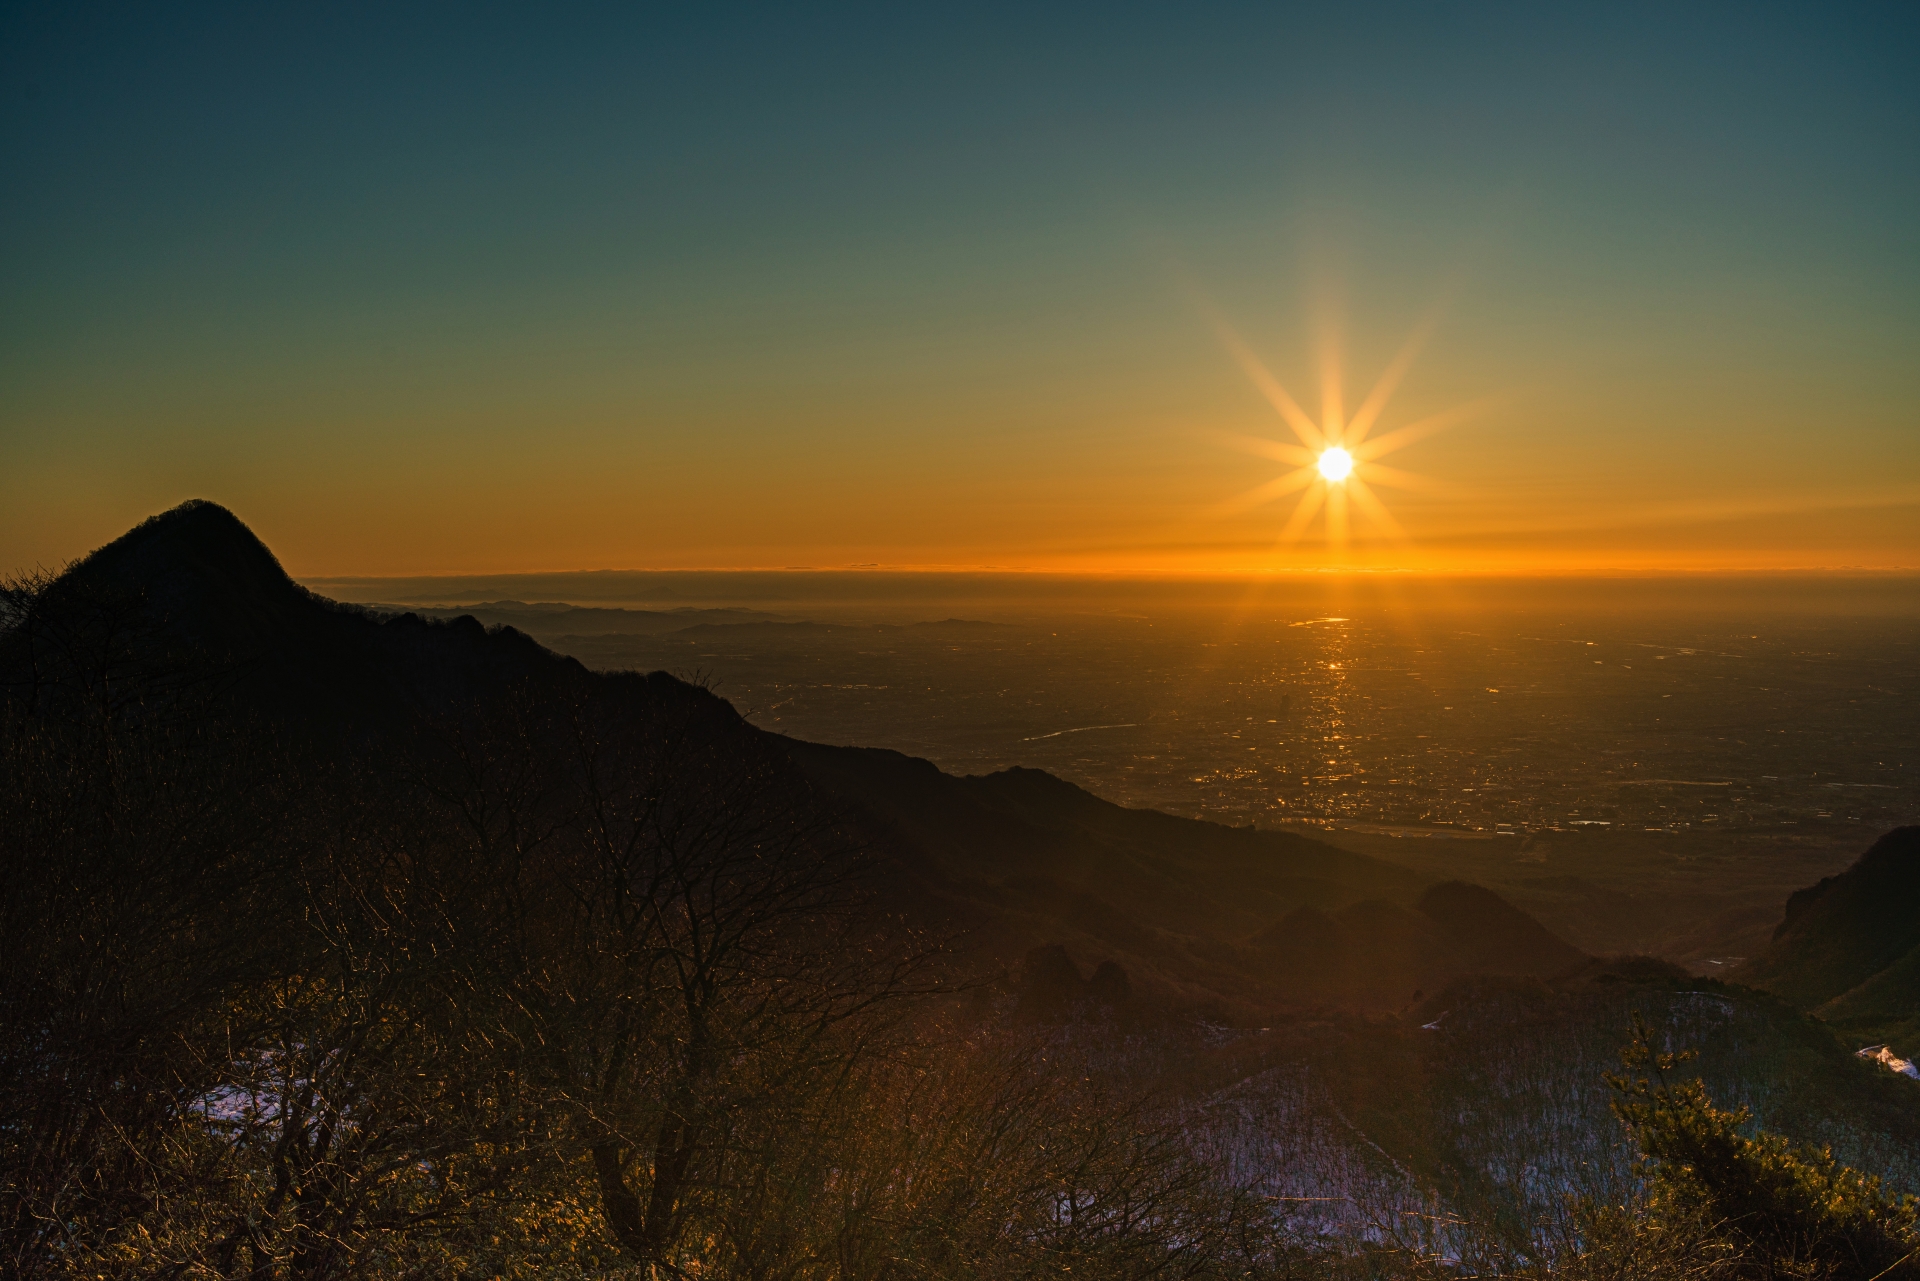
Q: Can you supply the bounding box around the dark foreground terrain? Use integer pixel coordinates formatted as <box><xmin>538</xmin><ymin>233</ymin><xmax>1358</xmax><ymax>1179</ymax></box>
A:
<box><xmin>5</xmin><ymin>502</ymin><xmax>1918</xmax><ymax>1279</ymax></box>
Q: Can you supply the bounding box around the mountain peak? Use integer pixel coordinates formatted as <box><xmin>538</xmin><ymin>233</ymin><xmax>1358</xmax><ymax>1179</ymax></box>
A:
<box><xmin>12</xmin><ymin>499</ymin><xmax>349</xmax><ymax>672</ymax></box>
<box><xmin>88</xmin><ymin>498</ymin><xmax>290</xmax><ymax>584</ymax></box>
<box><xmin>57</xmin><ymin>500</ymin><xmax>321</xmax><ymax>649</ymax></box>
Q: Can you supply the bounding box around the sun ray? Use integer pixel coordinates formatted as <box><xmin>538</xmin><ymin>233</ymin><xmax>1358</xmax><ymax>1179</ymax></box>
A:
<box><xmin>1210</xmin><ymin>432</ymin><xmax>1319</xmax><ymax>468</ymax></box>
<box><xmin>1353</xmin><ymin>394</ymin><xmax>1500</xmax><ymax>461</ymax></box>
<box><xmin>1354</xmin><ymin>460</ymin><xmax>1448</xmax><ymax>492</ymax></box>
<box><xmin>1319</xmin><ymin>339</ymin><xmax>1345</xmax><ymax>444</ymax></box>
<box><xmin>1346</xmin><ymin>476</ymin><xmax>1407</xmax><ymax>538</ymax></box>
<box><xmin>1206</xmin><ymin>465</ymin><xmax>1317</xmax><ymax>518</ymax></box>
<box><xmin>1198</xmin><ymin>309</ymin><xmax>1325</xmax><ymax>449</ymax></box>
<box><xmin>1344</xmin><ymin>312</ymin><xmax>1439</xmax><ymax>448</ymax></box>
<box><xmin>1324</xmin><ymin>483</ymin><xmax>1349</xmax><ymax>549</ymax></box>
<box><xmin>1277</xmin><ymin>484</ymin><xmax>1326</xmax><ymax>544</ymax></box>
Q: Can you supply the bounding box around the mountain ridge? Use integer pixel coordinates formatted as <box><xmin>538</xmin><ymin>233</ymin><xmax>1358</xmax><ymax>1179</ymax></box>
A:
<box><xmin>4</xmin><ymin>500</ymin><xmax>1590</xmax><ymax>1017</ymax></box>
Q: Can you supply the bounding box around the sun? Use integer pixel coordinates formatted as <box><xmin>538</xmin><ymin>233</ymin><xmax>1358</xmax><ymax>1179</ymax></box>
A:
<box><xmin>1201</xmin><ymin>302</ymin><xmax>1486</xmax><ymax>551</ymax></box>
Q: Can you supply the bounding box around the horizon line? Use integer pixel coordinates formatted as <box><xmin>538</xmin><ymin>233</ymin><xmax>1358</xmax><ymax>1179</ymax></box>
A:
<box><xmin>300</xmin><ymin>563</ymin><xmax>1920</xmax><ymax>583</ymax></box>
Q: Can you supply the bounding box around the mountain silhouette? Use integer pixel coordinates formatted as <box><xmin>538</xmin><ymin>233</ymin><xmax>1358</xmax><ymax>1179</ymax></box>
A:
<box><xmin>2</xmin><ymin>500</ymin><xmax>1590</xmax><ymax>1017</ymax></box>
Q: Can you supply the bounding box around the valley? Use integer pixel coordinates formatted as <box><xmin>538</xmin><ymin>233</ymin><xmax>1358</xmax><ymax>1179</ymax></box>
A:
<box><xmin>352</xmin><ymin>582</ymin><xmax>1920</xmax><ymax>968</ymax></box>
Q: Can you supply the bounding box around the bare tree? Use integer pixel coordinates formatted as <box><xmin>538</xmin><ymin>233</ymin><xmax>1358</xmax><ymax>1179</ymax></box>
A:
<box><xmin>531</xmin><ymin>680</ymin><xmax>936</xmax><ymax>1273</ymax></box>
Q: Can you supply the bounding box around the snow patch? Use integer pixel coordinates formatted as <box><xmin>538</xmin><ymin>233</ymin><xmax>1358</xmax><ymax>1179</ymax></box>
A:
<box><xmin>1856</xmin><ymin>1045</ymin><xmax>1920</xmax><ymax>1081</ymax></box>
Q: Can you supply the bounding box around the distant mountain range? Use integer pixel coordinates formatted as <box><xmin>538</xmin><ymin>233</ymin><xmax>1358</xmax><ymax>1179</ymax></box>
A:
<box><xmin>360</xmin><ymin>600</ymin><xmax>792</xmax><ymax>635</ymax></box>
<box><xmin>2</xmin><ymin>501</ymin><xmax>1589</xmax><ymax>1018</ymax></box>
<box><xmin>361</xmin><ymin>601</ymin><xmax>1010</xmax><ymax>642</ymax></box>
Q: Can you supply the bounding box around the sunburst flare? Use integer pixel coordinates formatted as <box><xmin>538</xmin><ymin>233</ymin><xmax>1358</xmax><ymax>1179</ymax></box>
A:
<box><xmin>1207</xmin><ymin>307</ymin><xmax>1483</xmax><ymax>552</ymax></box>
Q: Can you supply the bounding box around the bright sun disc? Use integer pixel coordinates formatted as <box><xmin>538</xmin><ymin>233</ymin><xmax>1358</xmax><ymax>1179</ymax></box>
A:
<box><xmin>1317</xmin><ymin>447</ymin><xmax>1353</xmax><ymax>482</ymax></box>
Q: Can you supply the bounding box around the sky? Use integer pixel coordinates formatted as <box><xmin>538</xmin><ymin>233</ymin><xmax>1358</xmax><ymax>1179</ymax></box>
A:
<box><xmin>3</xmin><ymin>3</ymin><xmax>1917</xmax><ymax>576</ymax></box>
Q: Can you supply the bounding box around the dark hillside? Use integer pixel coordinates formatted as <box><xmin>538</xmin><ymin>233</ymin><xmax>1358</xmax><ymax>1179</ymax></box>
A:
<box><xmin>1418</xmin><ymin>880</ymin><xmax>1587</xmax><ymax>976</ymax></box>
<box><xmin>1736</xmin><ymin>826</ymin><xmax>1920</xmax><ymax>1051</ymax></box>
<box><xmin>783</xmin><ymin>740</ymin><xmax>1423</xmax><ymax>929</ymax></box>
<box><xmin>782</xmin><ymin>739</ymin><xmax>1590</xmax><ymax>1012</ymax></box>
<box><xmin>1233</xmin><ymin>882</ymin><xmax>1586</xmax><ymax>1008</ymax></box>
<box><xmin>3</xmin><ymin>500</ymin><xmax>1586</xmax><ymax>1019</ymax></box>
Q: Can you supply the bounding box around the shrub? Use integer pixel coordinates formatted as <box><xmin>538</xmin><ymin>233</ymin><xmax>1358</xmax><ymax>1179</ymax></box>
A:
<box><xmin>1606</xmin><ymin>1012</ymin><xmax>1920</xmax><ymax>1279</ymax></box>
